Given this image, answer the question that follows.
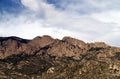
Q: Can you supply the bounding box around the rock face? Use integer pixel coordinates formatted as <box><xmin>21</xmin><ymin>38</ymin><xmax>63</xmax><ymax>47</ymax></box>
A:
<box><xmin>0</xmin><ymin>35</ymin><xmax>120</xmax><ymax>79</ymax></box>
<box><xmin>0</xmin><ymin>36</ymin><xmax>30</xmax><ymax>58</ymax></box>
<box><xmin>28</xmin><ymin>35</ymin><xmax>54</xmax><ymax>48</ymax></box>
<box><xmin>62</xmin><ymin>36</ymin><xmax>86</xmax><ymax>48</ymax></box>
<box><xmin>0</xmin><ymin>35</ymin><xmax>55</xmax><ymax>58</ymax></box>
<box><xmin>88</xmin><ymin>42</ymin><xmax>109</xmax><ymax>48</ymax></box>
<box><xmin>0</xmin><ymin>35</ymin><xmax>119</xmax><ymax>59</ymax></box>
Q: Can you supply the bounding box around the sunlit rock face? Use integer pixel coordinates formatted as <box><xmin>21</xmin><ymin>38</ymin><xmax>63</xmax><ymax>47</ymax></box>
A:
<box><xmin>0</xmin><ymin>35</ymin><xmax>120</xmax><ymax>79</ymax></box>
<box><xmin>0</xmin><ymin>35</ymin><xmax>120</xmax><ymax>59</ymax></box>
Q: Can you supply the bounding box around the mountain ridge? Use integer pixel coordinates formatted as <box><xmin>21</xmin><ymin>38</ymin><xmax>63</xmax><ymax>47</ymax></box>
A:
<box><xmin>0</xmin><ymin>35</ymin><xmax>120</xmax><ymax>79</ymax></box>
<box><xmin>0</xmin><ymin>35</ymin><xmax>116</xmax><ymax>59</ymax></box>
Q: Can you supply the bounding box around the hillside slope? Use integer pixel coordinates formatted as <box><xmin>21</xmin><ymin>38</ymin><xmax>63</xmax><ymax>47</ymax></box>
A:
<box><xmin>0</xmin><ymin>35</ymin><xmax>120</xmax><ymax>79</ymax></box>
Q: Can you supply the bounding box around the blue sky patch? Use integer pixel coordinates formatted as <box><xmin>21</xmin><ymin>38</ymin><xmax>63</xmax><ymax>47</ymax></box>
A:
<box><xmin>0</xmin><ymin>0</ymin><xmax>25</xmax><ymax>14</ymax></box>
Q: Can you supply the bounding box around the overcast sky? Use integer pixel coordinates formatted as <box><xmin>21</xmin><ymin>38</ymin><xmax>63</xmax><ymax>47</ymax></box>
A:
<box><xmin>0</xmin><ymin>0</ymin><xmax>120</xmax><ymax>46</ymax></box>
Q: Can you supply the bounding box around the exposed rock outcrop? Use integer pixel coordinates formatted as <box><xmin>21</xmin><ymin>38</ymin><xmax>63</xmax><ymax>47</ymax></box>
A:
<box><xmin>62</xmin><ymin>36</ymin><xmax>86</xmax><ymax>48</ymax></box>
<box><xmin>0</xmin><ymin>35</ymin><xmax>120</xmax><ymax>60</ymax></box>
<box><xmin>0</xmin><ymin>35</ymin><xmax>120</xmax><ymax>79</ymax></box>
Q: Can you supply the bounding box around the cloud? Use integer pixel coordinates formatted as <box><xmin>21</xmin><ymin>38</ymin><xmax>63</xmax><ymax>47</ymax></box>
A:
<box><xmin>53</xmin><ymin>0</ymin><xmax>120</xmax><ymax>14</ymax></box>
<box><xmin>21</xmin><ymin>0</ymin><xmax>41</xmax><ymax>12</ymax></box>
<box><xmin>0</xmin><ymin>11</ymin><xmax>73</xmax><ymax>39</ymax></box>
<box><xmin>90</xmin><ymin>10</ymin><xmax>120</xmax><ymax>46</ymax></box>
<box><xmin>1</xmin><ymin>0</ymin><xmax>120</xmax><ymax>46</ymax></box>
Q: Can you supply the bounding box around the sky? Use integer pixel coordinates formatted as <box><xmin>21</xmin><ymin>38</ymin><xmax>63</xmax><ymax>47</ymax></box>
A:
<box><xmin>0</xmin><ymin>0</ymin><xmax>120</xmax><ymax>46</ymax></box>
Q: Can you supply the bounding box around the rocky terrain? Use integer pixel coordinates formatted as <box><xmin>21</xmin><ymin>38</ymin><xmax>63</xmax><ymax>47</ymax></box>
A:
<box><xmin>0</xmin><ymin>35</ymin><xmax>120</xmax><ymax>79</ymax></box>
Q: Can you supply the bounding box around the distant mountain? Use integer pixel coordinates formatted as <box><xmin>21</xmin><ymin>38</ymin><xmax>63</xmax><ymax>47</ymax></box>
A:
<box><xmin>0</xmin><ymin>35</ymin><xmax>120</xmax><ymax>79</ymax></box>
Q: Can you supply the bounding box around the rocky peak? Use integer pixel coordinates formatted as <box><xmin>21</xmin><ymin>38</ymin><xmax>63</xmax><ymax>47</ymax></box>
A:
<box><xmin>88</xmin><ymin>42</ymin><xmax>109</xmax><ymax>48</ymax></box>
<box><xmin>0</xmin><ymin>35</ymin><xmax>120</xmax><ymax>79</ymax></box>
<box><xmin>0</xmin><ymin>35</ymin><xmax>120</xmax><ymax>60</ymax></box>
<box><xmin>62</xmin><ymin>36</ymin><xmax>86</xmax><ymax>48</ymax></box>
<box><xmin>0</xmin><ymin>36</ymin><xmax>29</xmax><ymax>59</ymax></box>
<box><xmin>28</xmin><ymin>35</ymin><xmax>54</xmax><ymax>48</ymax></box>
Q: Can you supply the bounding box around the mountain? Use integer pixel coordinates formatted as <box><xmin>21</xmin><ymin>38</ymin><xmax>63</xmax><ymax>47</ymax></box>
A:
<box><xmin>0</xmin><ymin>35</ymin><xmax>120</xmax><ymax>79</ymax></box>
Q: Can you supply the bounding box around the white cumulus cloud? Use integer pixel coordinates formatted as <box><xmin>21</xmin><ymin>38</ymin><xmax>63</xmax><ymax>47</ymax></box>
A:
<box><xmin>1</xmin><ymin>0</ymin><xmax>120</xmax><ymax>47</ymax></box>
